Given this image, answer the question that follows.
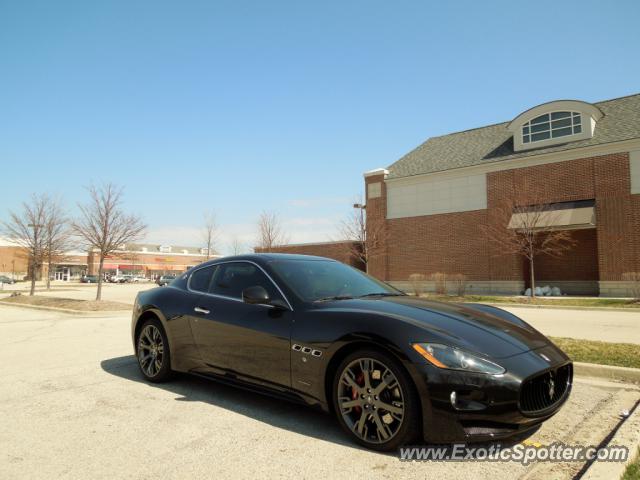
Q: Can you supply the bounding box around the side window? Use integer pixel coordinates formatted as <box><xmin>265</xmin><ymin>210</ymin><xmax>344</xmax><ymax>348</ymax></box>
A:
<box><xmin>189</xmin><ymin>265</ymin><xmax>217</xmax><ymax>293</ymax></box>
<box><xmin>210</xmin><ymin>262</ymin><xmax>281</xmax><ymax>300</ymax></box>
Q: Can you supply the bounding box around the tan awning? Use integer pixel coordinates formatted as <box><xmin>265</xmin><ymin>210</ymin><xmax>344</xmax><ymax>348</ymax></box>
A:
<box><xmin>508</xmin><ymin>205</ymin><xmax>596</xmax><ymax>231</ymax></box>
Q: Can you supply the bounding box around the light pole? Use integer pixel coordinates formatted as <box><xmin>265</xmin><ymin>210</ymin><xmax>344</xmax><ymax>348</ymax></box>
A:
<box><xmin>353</xmin><ymin>203</ymin><xmax>367</xmax><ymax>272</ymax></box>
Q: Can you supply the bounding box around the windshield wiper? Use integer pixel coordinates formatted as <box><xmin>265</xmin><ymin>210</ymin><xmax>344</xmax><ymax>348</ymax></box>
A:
<box><xmin>358</xmin><ymin>292</ymin><xmax>406</xmax><ymax>298</ymax></box>
<box><xmin>313</xmin><ymin>295</ymin><xmax>354</xmax><ymax>303</ymax></box>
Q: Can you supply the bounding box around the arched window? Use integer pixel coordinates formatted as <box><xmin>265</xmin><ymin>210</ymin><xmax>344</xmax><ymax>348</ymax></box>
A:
<box><xmin>507</xmin><ymin>100</ymin><xmax>603</xmax><ymax>152</ymax></box>
<box><xmin>522</xmin><ymin>111</ymin><xmax>582</xmax><ymax>144</ymax></box>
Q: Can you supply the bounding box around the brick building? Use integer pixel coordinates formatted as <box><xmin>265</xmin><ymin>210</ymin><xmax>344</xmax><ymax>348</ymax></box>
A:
<box><xmin>0</xmin><ymin>238</ymin><xmax>28</xmax><ymax>279</ymax></box>
<box><xmin>255</xmin><ymin>240</ymin><xmax>365</xmax><ymax>270</ymax></box>
<box><xmin>365</xmin><ymin>94</ymin><xmax>640</xmax><ymax>297</ymax></box>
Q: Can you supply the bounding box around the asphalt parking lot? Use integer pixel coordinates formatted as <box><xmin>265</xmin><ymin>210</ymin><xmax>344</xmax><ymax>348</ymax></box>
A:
<box><xmin>0</xmin><ymin>304</ymin><xmax>638</xmax><ymax>479</ymax></box>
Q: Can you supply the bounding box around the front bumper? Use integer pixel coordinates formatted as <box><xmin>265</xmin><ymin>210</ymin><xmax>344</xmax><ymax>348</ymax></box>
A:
<box><xmin>410</xmin><ymin>343</ymin><xmax>572</xmax><ymax>443</ymax></box>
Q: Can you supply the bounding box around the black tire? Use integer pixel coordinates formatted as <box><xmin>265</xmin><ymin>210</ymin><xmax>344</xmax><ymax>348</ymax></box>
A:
<box><xmin>135</xmin><ymin>318</ymin><xmax>174</xmax><ymax>383</ymax></box>
<box><xmin>332</xmin><ymin>349</ymin><xmax>420</xmax><ymax>451</ymax></box>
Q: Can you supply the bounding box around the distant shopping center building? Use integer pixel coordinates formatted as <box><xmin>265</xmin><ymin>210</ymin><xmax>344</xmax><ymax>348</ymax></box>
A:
<box><xmin>364</xmin><ymin>93</ymin><xmax>640</xmax><ymax>296</ymax></box>
<box><xmin>0</xmin><ymin>239</ymin><xmax>211</xmax><ymax>281</ymax></box>
<box><xmin>87</xmin><ymin>243</ymin><xmax>212</xmax><ymax>278</ymax></box>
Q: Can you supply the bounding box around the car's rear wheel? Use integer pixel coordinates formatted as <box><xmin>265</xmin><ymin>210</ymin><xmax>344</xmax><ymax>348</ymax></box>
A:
<box><xmin>332</xmin><ymin>349</ymin><xmax>420</xmax><ymax>451</ymax></box>
<box><xmin>136</xmin><ymin>318</ymin><xmax>174</xmax><ymax>382</ymax></box>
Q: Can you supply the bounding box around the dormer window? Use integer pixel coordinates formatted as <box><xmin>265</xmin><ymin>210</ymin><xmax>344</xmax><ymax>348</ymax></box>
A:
<box><xmin>522</xmin><ymin>112</ymin><xmax>582</xmax><ymax>144</ymax></box>
<box><xmin>508</xmin><ymin>100</ymin><xmax>603</xmax><ymax>152</ymax></box>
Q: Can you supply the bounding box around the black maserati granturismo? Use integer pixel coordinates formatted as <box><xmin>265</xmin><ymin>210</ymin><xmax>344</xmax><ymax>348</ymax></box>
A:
<box><xmin>131</xmin><ymin>254</ymin><xmax>572</xmax><ymax>451</ymax></box>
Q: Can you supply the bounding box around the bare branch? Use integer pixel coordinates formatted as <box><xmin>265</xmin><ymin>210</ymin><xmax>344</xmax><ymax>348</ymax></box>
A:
<box><xmin>2</xmin><ymin>193</ymin><xmax>49</xmax><ymax>295</ymax></box>
<box><xmin>43</xmin><ymin>197</ymin><xmax>74</xmax><ymax>290</ymax></box>
<box><xmin>201</xmin><ymin>210</ymin><xmax>218</xmax><ymax>260</ymax></box>
<box><xmin>256</xmin><ymin>211</ymin><xmax>288</xmax><ymax>252</ymax></box>
<box><xmin>480</xmin><ymin>198</ymin><xmax>576</xmax><ymax>297</ymax></box>
<box><xmin>229</xmin><ymin>236</ymin><xmax>245</xmax><ymax>256</ymax></box>
<box><xmin>71</xmin><ymin>183</ymin><xmax>146</xmax><ymax>300</ymax></box>
<box><xmin>338</xmin><ymin>195</ymin><xmax>386</xmax><ymax>271</ymax></box>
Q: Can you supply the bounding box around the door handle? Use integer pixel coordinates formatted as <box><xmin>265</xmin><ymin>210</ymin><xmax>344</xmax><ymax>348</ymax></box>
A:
<box><xmin>194</xmin><ymin>307</ymin><xmax>210</xmax><ymax>315</ymax></box>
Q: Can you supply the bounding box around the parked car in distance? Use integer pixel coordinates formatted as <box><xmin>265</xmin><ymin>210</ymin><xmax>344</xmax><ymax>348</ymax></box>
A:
<box><xmin>109</xmin><ymin>274</ymin><xmax>130</xmax><ymax>283</ymax></box>
<box><xmin>0</xmin><ymin>275</ymin><xmax>16</xmax><ymax>284</ymax></box>
<box><xmin>156</xmin><ymin>275</ymin><xmax>176</xmax><ymax>286</ymax></box>
<box><xmin>81</xmin><ymin>275</ymin><xmax>99</xmax><ymax>283</ymax></box>
<box><xmin>132</xmin><ymin>254</ymin><xmax>572</xmax><ymax>451</ymax></box>
<box><xmin>131</xmin><ymin>275</ymin><xmax>147</xmax><ymax>283</ymax></box>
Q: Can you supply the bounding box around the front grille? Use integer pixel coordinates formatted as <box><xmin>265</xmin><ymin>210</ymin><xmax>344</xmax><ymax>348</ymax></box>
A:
<box><xmin>520</xmin><ymin>363</ymin><xmax>572</xmax><ymax>414</ymax></box>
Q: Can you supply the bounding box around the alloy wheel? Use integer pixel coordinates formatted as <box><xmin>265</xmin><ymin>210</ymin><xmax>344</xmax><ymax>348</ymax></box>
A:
<box><xmin>137</xmin><ymin>324</ymin><xmax>165</xmax><ymax>378</ymax></box>
<box><xmin>337</xmin><ymin>357</ymin><xmax>405</xmax><ymax>444</ymax></box>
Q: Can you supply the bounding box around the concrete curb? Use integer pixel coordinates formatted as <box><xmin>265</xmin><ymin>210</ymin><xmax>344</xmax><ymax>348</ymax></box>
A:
<box><xmin>581</xmin><ymin>397</ymin><xmax>640</xmax><ymax>480</ymax></box>
<box><xmin>0</xmin><ymin>300</ymin><xmax>130</xmax><ymax>316</ymax></box>
<box><xmin>574</xmin><ymin>362</ymin><xmax>640</xmax><ymax>384</ymax></box>
<box><xmin>485</xmin><ymin>303</ymin><xmax>640</xmax><ymax>313</ymax></box>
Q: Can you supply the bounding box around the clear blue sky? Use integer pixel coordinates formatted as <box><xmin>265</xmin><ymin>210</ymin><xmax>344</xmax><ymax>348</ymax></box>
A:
<box><xmin>1</xmin><ymin>0</ymin><xmax>639</xmax><ymax>253</ymax></box>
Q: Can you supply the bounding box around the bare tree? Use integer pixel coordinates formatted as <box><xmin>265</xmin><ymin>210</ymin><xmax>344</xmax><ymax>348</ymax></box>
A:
<box><xmin>201</xmin><ymin>211</ymin><xmax>218</xmax><ymax>260</ymax></box>
<box><xmin>229</xmin><ymin>236</ymin><xmax>245</xmax><ymax>256</ymax></box>
<box><xmin>2</xmin><ymin>194</ymin><xmax>48</xmax><ymax>295</ymax></box>
<box><xmin>408</xmin><ymin>273</ymin><xmax>426</xmax><ymax>296</ymax></box>
<box><xmin>480</xmin><ymin>200</ymin><xmax>576</xmax><ymax>298</ymax></box>
<box><xmin>72</xmin><ymin>183</ymin><xmax>146</xmax><ymax>300</ymax></box>
<box><xmin>338</xmin><ymin>198</ymin><xmax>387</xmax><ymax>272</ymax></box>
<box><xmin>256</xmin><ymin>211</ymin><xmax>288</xmax><ymax>252</ymax></box>
<box><xmin>622</xmin><ymin>272</ymin><xmax>640</xmax><ymax>301</ymax></box>
<box><xmin>43</xmin><ymin>198</ymin><xmax>73</xmax><ymax>290</ymax></box>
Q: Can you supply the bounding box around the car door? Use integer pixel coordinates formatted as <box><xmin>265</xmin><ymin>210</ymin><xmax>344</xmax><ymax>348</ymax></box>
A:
<box><xmin>189</xmin><ymin>261</ymin><xmax>293</xmax><ymax>389</ymax></box>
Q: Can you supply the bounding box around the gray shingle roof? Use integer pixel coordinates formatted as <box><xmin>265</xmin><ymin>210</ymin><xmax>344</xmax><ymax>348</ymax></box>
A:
<box><xmin>387</xmin><ymin>93</ymin><xmax>640</xmax><ymax>179</ymax></box>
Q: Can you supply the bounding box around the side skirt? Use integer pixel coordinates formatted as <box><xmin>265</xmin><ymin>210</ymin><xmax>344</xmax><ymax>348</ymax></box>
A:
<box><xmin>188</xmin><ymin>368</ymin><xmax>328</xmax><ymax>411</ymax></box>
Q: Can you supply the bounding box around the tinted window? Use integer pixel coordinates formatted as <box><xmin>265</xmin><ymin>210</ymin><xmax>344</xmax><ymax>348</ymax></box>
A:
<box><xmin>189</xmin><ymin>266</ymin><xmax>216</xmax><ymax>292</ymax></box>
<box><xmin>210</xmin><ymin>262</ymin><xmax>281</xmax><ymax>300</ymax></box>
<box><xmin>270</xmin><ymin>260</ymin><xmax>400</xmax><ymax>302</ymax></box>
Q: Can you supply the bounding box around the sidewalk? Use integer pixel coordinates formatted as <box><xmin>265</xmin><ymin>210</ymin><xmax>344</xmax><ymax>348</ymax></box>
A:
<box><xmin>501</xmin><ymin>306</ymin><xmax>640</xmax><ymax>344</ymax></box>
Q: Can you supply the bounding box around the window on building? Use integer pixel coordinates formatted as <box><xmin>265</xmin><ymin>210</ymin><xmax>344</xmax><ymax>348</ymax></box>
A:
<box><xmin>522</xmin><ymin>112</ymin><xmax>582</xmax><ymax>144</ymax></box>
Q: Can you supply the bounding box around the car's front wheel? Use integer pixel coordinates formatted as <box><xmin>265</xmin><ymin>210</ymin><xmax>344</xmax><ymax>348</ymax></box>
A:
<box><xmin>332</xmin><ymin>349</ymin><xmax>420</xmax><ymax>451</ymax></box>
<box><xmin>136</xmin><ymin>318</ymin><xmax>174</xmax><ymax>382</ymax></box>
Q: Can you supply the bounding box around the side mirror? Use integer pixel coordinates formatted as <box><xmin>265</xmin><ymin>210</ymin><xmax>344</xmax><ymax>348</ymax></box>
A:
<box><xmin>242</xmin><ymin>285</ymin><xmax>271</xmax><ymax>305</ymax></box>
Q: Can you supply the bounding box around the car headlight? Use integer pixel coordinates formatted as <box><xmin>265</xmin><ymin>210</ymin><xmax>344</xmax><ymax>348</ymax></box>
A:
<box><xmin>412</xmin><ymin>343</ymin><xmax>505</xmax><ymax>375</ymax></box>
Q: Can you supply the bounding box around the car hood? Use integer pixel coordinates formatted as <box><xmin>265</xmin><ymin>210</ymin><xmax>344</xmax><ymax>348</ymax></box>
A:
<box><xmin>320</xmin><ymin>296</ymin><xmax>549</xmax><ymax>359</ymax></box>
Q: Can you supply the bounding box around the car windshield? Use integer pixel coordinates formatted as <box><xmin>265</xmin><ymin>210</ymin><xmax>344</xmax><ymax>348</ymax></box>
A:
<box><xmin>270</xmin><ymin>259</ymin><xmax>403</xmax><ymax>302</ymax></box>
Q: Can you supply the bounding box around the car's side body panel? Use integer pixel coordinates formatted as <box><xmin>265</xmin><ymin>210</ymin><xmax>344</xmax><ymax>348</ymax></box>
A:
<box><xmin>188</xmin><ymin>294</ymin><xmax>293</xmax><ymax>388</ymax></box>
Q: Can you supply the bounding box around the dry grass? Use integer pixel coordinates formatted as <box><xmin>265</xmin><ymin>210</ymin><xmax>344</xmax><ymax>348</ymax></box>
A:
<box><xmin>622</xmin><ymin>448</ymin><xmax>640</xmax><ymax>480</ymax></box>
<box><xmin>0</xmin><ymin>295</ymin><xmax>130</xmax><ymax>312</ymax></box>
<box><xmin>550</xmin><ymin>337</ymin><xmax>640</xmax><ymax>369</ymax></box>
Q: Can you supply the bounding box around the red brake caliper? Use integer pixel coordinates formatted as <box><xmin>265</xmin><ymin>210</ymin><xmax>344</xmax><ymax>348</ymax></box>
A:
<box><xmin>352</xmin><ymin>372</ymin><xmax>364</xmax><ymax>415</ymax></box>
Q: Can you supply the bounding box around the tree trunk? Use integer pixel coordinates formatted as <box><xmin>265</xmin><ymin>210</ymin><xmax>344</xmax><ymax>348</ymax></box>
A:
<box><xmin>29</xmin><ymin>258</ymin><xmax>36</xmax><ymax>296</ymax></box>
<box><xmin>96</xmin><ymin>255</ymin><xmax>105</xmax><ymax>301</ymax></box>
<box><xmin>529</xmin><ymin>256</ymin><xmax>536</xmax><ymax>299</ymax></box>
<box><xmin>46</xmin><ymin>256</ymin><xmax>52</xmax><ymax>290</ymax></box>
